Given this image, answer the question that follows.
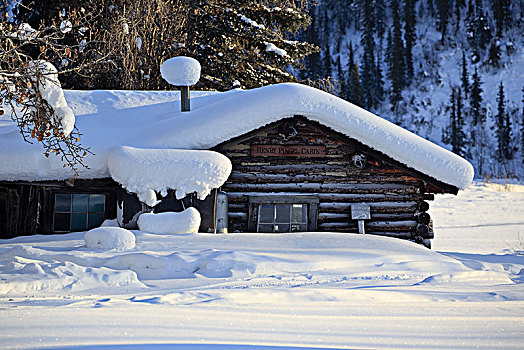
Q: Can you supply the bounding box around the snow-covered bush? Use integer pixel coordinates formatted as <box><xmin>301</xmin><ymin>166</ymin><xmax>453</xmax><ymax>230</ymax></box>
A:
<box><xmin>137</xmin><ymin>207</ymin><xmax>201</xmax><ymax>234</ymax></box>
<box><xmin>160</xmin><ymin>56</ymin><xmax>201</xmax><ymax>86</ymax></box>
<box><xmin>84</xmin><ymin>227</ymin><xmax>136</xmax><ymax>251</ymax></box>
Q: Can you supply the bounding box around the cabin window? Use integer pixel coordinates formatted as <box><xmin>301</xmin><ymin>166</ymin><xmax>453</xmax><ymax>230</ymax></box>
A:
<box><xmin>248</xmin><ymin>196</ymin><xmax>318</xmax><ymax>233</ymax></box>
<box><xmin>53</xmin><ymin>193</ymin><xmax>106</xmax><ymax>232</ymax></box>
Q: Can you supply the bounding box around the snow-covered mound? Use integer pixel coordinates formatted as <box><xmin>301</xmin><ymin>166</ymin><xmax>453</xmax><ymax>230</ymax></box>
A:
<box><xmin>108</xmin><ymin>146</ymin><xmax>232</xmax><ymax>202</ymax></box>
<box><xmin>84</xmin><ymin>227</ymin><xmax>136</xmax><ymax>251</ymax></box>
<box><xmin>160</xmin><ymin>56</ymin><xmax>201</xmax><ymax>86</ymax></box>
<box><xmin>0</xmin><ymin>83</ymin><xmax>473</xmax><ymax>189</ymax></box>
<box><xmin>137</xmin><ymin>207</ymin><xmax>201</xmax><ymax>234</ymax></box>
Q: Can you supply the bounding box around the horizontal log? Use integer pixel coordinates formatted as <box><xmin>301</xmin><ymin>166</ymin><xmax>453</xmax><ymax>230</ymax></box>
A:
<box><xmin>233</xmin><ymin>163</ymin><xmax>410</xmax><ymax>175</ymax></box>
<box><xmin>415</xmin><ymin>212</ymin><xmax>431</xmax><ymax>225</ymax></box>
<box><xmin>228</xmin><ymin>212</ymin><xmax>247</xmax><ymax>220</ymax></box>
<box><xmin>318</xmin><ymin>201</ymin><xmax>418</xmax><ymax>212</ymax></box>
<box><xmin>223</xmin><ymin>182</ymin><xmax>420</xmax><ymax>194</ymax></box>
<box><xmin>366</xmin><ymin>231</ymin><xmax>416</xmax><ymax>239</ymax></box>
<box><xmin>366</xmin><ymin>220</ymin><xmax>417</xmax><ymax>231</ymax></box>
<box><xmin>417</xmin><ymin>201</ymin><xmax>430</xmax><ymax>212</ymax></box>
<box><xmin>226</xmin><ymin>192</ymin><xmax>425</xmax><ymax>202</ymax></box>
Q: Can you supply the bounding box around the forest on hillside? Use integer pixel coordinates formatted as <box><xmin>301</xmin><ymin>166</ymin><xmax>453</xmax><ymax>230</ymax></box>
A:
<box><xmin>302</xmin><ymin>0</ymin><xmax>524</xmax><ymax>179</ymax></box>
<box><xmin>1</xmin><ymin>0</ymin><xmax>523</xmax><ymax>179</ymax></box>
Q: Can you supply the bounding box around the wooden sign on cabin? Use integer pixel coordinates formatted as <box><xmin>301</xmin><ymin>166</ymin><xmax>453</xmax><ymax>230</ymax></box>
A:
<box><xmin>250</xmin><ymin>145</ymin><xmax>326</xmax><ymax>158</ymax></box>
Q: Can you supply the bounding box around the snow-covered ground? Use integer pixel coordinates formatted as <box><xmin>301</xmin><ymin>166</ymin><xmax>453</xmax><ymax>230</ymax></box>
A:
<box><xmin>0</xmin><ymin>183</ymin><xmax>523</xmax><ymax>349</ymax></box>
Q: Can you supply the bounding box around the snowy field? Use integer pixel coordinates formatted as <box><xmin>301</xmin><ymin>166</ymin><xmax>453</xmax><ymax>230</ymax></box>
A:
<box><xmin>0</xmin><ymin>183</ymin><xmax>523</xmax><ymax>349</ymax></box>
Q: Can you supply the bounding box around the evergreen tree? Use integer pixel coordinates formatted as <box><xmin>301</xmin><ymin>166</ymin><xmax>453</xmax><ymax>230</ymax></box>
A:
<box><xmin>466</xmin><ymin>0</ymin><xmax>492</xmax><ymax>63</ymax></box>
<box><xmin>304</xmin><ymin>9</ymin><xmax>322</xmax><ymax>80</ymax></box>
<box><xmin>437</xmin><ymin>0</ymin><xmax>450</xmax><ymax>41</ymax></box>
<box><xmin>461</xmin><ymin>52</ymin><xmax>469</xmax><ymax>98</ymax></box>
<box><xmin>336</xmin><ymin>56</ymin><xmax>347</xmax><ymax>99</ymax></box>
<box><xmin>496</xmin><ymin>82</ymin><xmax>513</xmax><ymax>160</ymax></box>
<box><xmin>322</xmin><ymin>8</ymin><xmax>332</xmax><ymax>78</ymax></box>
<box><xmin>404</xmin><ymin>0</ymin><xmax>416</xmax><ymax>84</ymax></box>
<box><xmin>12</xmin><ymin>0</ymin><xmax>318</xmax><ymax>91</ymax></box>
<box><xmin>389</xmin><ymin>0</ymin><xmax>406</xmax><ymax>108</ymax></box>
<box><xmin>470</xmin><ymin>67</ymin><xmax>484</xmax><ymax>125</ymax></box>
<box><xmin>450</xmin><ymin>87</ymin><xmax>466</xmax><ymax>156</ymax></box>
<box><xmin>488</xmin><ymin>41</ymin><xmax>501</xmax><ymax>67</ymax></box>
<box><xmin>494</xmin><ymin>0</ymin><xmax>512</xmax><ymax>37</ymax></box>
<box><xmin>374</xmin><ymin>0</ymin><xmax>387</xmax><ymax>40</ymax></box>
<box><xmin>346</xmin><ymin>42</ymin><xmax>363</xmax><ymax>107</ymax></box>
<box><xmin>360</xmin><ymin>0</ymin><xmax>381</xmax><ymax>109</ymax></box>
<box><xmin>522</xmin><ymin>86</ymin><xmax>524</xmax><ymax>166</ymax></box>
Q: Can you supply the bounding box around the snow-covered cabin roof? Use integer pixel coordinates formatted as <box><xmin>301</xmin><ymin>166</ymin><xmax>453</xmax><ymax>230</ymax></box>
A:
<box><xmin>0</xmin><ymin>83</ymin><xmax>473</xmax><ymax>189</ymax></box>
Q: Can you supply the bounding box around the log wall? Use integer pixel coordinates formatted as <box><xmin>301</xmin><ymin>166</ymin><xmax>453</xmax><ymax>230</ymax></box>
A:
<box><xmin>215</xmin><ymin>117</ymin><xmax>434</xmax><ymax>246</ymax></box>
<box><xmin>0</xmin><ymin>179</ymin><xmax>119</xmax><ymax>238</ymax></box>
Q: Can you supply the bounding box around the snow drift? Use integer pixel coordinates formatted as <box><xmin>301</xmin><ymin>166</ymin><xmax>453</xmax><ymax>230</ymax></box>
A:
<box><xmin>84</xmin><ymin>227</ymin><xmax>136</xmax><ymax>251</ymax></box>
<box><xmin>107</xmin><ymin>146</ymin><xmax>232</xmax><ymax>202</ymax></box>
<box><xmin>137</xmin><ymin>207</ymin><xmax>201</xmax><ymax>234</ymax></box>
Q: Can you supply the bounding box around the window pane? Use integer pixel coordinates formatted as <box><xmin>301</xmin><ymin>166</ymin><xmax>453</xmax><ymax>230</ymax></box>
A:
<box><xmin>274</xmin><ymin>224</ymin><xmax>290</xmax><ymax>233</ymax></box>
<box><xmin>291</xmin><ymin>204</ymin><xmax>307</xmax><ymax>223</ymax></box>
<box><xmin>89</xmin><ymin>194</ymin><xmax>105</xmax><ymax>212</ymax></box>
<box><xmin>54</xmin><ymin>213</ymin><xmax>70</xmax><ymax>231</ymax></box>
<box><xmin>258</xmin><ymin>224</ymin><xmax>274</xmax><ymax>233</ymax></box>
<box><xmin>88</xmin><ymin>212</ymin><xmax>105</xmax><ymax>229</ymax></box>
<box><xmin>275</xmin><ymin>204</ymin><xmax>290</xmax><ymax>223</ymax></box>
<box><xmin>54</xmin><ymin>194</ymin><xmax>71</xmax><ymax>212</ymax></box>
<box><xmin>72</xmin><ymin>194</ymin><xmax>88</xmax><ymax>213</ymax></box>
<box><xmin>258</xmin><ymin>204</ymin><xmax>274</xmax><ymax>223</ymax></box>
<box><xmin>71</xmin><ymin>213</ymin><xmax>87</xmax><ymax>231</ymax></box>
<box><xmin>291</xmin><ymin>223</ymin><xmax>307</xmax><ymax>232</ymax></box>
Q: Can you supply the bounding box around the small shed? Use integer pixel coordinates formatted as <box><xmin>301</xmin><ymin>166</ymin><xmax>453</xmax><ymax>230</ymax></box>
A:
<box><xmin>0</xmin><ymin>83</ymin><xmax>473</xmax><ymax>247</ymax></box>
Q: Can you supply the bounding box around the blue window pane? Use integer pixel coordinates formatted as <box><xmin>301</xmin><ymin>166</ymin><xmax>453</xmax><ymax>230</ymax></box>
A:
<box><xmin>71</xmin><ymin>213</ymin><xmax>87</xmax><ymax>231</ymax></box>
<box><xmin>291</xmin><ymin>204</ymin><xmax>307</xmax><ymax>223</ymax></box>
<box><xmin>88</xmin><ymin>213</ymin><xmax>105</xmax><ymax>229</ymax></box>
<box><xmin>258</xmin><ymin>205</ymin><xmax>274</xmax><ymax>223</ymax></box>
<box><xmin>258</xmin><ymin>224</ymin><xmax>274</xmax><ymax>233</ymax></box>
<box><xmin>274</xmin><ymin>224</ymin><xmax>290</xmax><ymax>233</ymax></box>
<box><xmin>54</xmin><ymin>194</ymin><xmax>71</xmax><ymax>212</ymax></box>
<box><xmin>275</xmin><ymin>204</ymin><xmax>290</xmax><ymax>223</ymax></box>
<box><xmin>54</xmin><ymin>213</ymin><xmax>71</xmax><ymax>231</ymax></box>
<box><xmin>72</xmin><ymin>194</ymin><xmax>88</xmax><ymax>213</ymax></box>
<box><xmin>89</xmin><ymin>194</ymin><xmax>105</xmax><ymax>212</ymax></box>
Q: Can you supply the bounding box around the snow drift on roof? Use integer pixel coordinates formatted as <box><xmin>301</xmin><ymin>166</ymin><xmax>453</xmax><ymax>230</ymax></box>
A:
<box><xmin>108</xmin><ymin>146</ymin><xmax>232</xmax><ymax>203</ymax></box>
<box><xmin>0</xmin><ymin>83</ymin><xmax>473</xmax><ymax>189</ymax></box>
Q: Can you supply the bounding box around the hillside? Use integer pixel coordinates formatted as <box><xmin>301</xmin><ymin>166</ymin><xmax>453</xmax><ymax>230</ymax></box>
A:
<box><xmin>304</xmin><ymin>0</ymin><xmax>524</xmax><ymax>179</ymax></box>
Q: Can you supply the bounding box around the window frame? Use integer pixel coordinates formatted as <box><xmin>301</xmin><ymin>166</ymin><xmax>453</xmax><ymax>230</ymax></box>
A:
<box><xmin>52</xmin><ymin>193</ymin><xmax>107</xmax><ymax>233</ymax></box>
<box><xmin>248</xmin><ymin>195</ymin><xmax>319</xmax><ymax>233</ymax></box>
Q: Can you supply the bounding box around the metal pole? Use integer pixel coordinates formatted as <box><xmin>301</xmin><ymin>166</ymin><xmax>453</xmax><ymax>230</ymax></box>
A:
<box><xmin>180</xmin><ymin>86</ymin><xmax>190</xmax><ymax>112</ymax></box>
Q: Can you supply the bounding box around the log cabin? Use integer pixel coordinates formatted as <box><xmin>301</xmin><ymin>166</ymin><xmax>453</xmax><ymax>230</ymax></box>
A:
<box><xmin>0</xmin><ymin>83</ymin><xmax>474</xmax><ymax>247</ymax></box>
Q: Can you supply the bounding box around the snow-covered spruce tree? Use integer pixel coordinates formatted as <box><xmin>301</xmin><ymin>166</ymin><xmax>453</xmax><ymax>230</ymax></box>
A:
<box><xmin>302</xmin><ymin>7</ymin><xmax>321</xmax><ymax>80</ymax></box>
<box><xmin>522</xmin><ymin>85</ymin><xmax>524</xmax><ymax>166</ymax></box>
<box><xmin>487</xmin><ymin>40</ymin><xmax>501</xmax><ymax>68</ymax></box>
<box><xmin>437</xmin><ymin>0</ymin><xmax>450</xmax><ymax>42</ymax></box>
<box><xmin>461</xmin><ymin>52</ymin><xmax>469</xmax><ymax>98</ymax></box>
<box><xmin>336</xmin><ymin>56</ymin><xmax>346</xmax><ymax>100</ymax></box>
<box><xmin>494</xmin><ymin>0</ymin><xmax>512</xmax><ymax>37</ymax></box>
<box><xmin>449</xmin><ymin>87</ymin><xmax>466</xmax><ymax>157</ymax></box>
<box><xmin>359</xmin><ymin>0</ymin><xmax>383</xmax><ymax>110</ymax></box>
<box><xmin>173</xmin><ymin>0</ymin><xmax>318</xmax><ymax>90</ymax></box>
<box><xmin>346</xmin><ymin>41</ymin><xmax>362</xmax><ymax>107</ymax></box>
<box><xmin>495</xmin><ymin>82</ymin><xmax>513</xmax><ymax>161</ymax></box>
<box><xmin>388</xmin><ymin>0</ymin><xmax>406</xmax><ymax>109</ymax></box>
<box><xmin>0</xmin><ymin>9</ymin><xmax>106</xmax><ymax>173</ymax></box>
<box><xmin>374</xmin><ymin>0</ymin><xmax>387</xmax><ymax>41</ymax></box>
<box><xmin>470</xmin><ymin>67</ymin><xmax>484</xmax><ymax>125</ymax></box>
<box><xmin>404</xmin><ymin>0</ymin><xmax>416</xmax><ymax>85</ymax></box>
<box><xmin>466</xmin><ymin>0</ymin><xmax>492</xmax><ymax>63</ymax></box>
